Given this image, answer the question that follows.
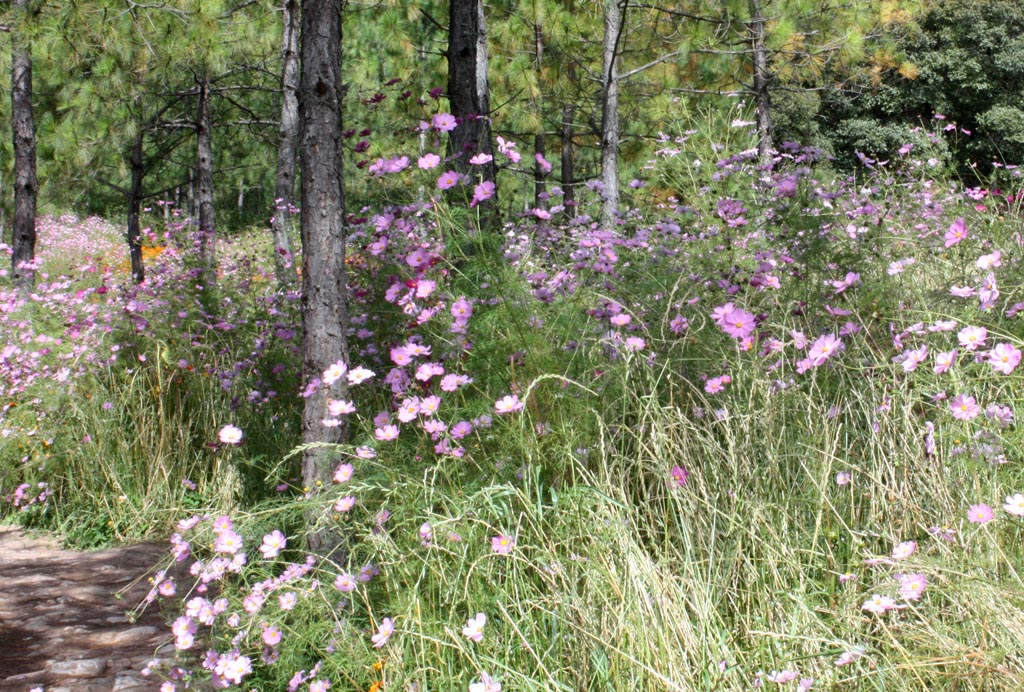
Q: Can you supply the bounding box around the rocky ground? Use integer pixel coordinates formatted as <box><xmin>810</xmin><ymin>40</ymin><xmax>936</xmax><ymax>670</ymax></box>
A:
<box><xmin>0</xmin><ymin>526</ymin><xmax>172</xmax><ymax>692</ymax></box>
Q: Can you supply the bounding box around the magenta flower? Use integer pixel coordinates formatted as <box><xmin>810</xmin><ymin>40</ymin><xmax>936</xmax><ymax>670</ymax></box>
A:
<box><xmin>933</xmin><ymin>349</ymin><xmax>957</xmax><ymax>374</ymax></box>
<box><xmin>891</xmin><ymin>540</ymin><xmax>916</xmax><ymax>560</ymax></box>
<box><xmin>418</xmin><ymin>153</ymin><xmax>441</xmax><ymax>170</ymax></box>
<box><xmin>950</xmin><ymin>394</ymin><xmax>981</xmax><ymax>421</ymax></box>
<box><xmin>334</xmin><ymin>573</ymin><xmax>356</xmax><ymax>592</ymax></box>
<box><xmin>375</xmin><ymin>424</ymin><xmax>400</xmax><ymax>441</ymax></box>
<box><xmin>957</xmin><ymin>325</ymin><xmax>987</xmax><ymax>350</ymax></box>
<box><xmin>371</xmin><ymin>617</ymin><xmax>394</xmax><ymax>648</ymax></box>
<box><xmin>218</xmin><ymin>424</ymin><xmax>244</xmax><ymax>445</ymax></box>
<box><xmin>259</xmin><ymin>530</ymin><xmax>287</xmax><ymax>559</ymax></box>
<box><xmin>896</xmin><ymin>572</ymin><xmax>927</xmax><ymax>601</ymax></box>
<box><xmin>713</xmin><ymin>304</ymin><xmax>756</xmax><ymax>339</ymax></box>
<box><xmin>987</xmin><ymin>343</ymin><xmax>1022</xmax><ymax>375</ymax></box>
<box><xmin>431</xmin><ymin>112</ymin><xmax>457</xmax><ymax>132</ymax></box>
<box><xmin>469</xmin><ymin>152</ymin><xmax>493</xmax><ymax>165</ymax></box>
<box><xmin>807</xmin><ymin>333</ymin><xmax>843</xmax><ymax>366</ymax></box>
<box><xmin>436</xmin><ymin>170</ymin><xmax>460</xmax><ymax>190</ymax></box>
<box><xmin>462</xmin><ymin>612</ymin><xmax>487</xmax><ymax>642</ymax></box>
<box><xmin>471</xmin><ymin>180</ymin><xmax>496</xmax><ymax>207</ymax></box>
<box><xmin>670</xmin><ymin>465</ymin><xmax>689</xmax><ymax>487</ymax></box>
<box><xmin>829</xmin><ymin>271</ymin><xmax>860</xmax><ymax>294</ymax></box>
<box><xmin>967</xmin><ymin>503</ymin><xmax>995</xmax><ymax>524</ymax></box>
<box><xmin>491</xmin><ymin>534</ymin><xmax>515</xmax><ymax>555</ymax></box>
<box><xmin>494</xmin><ymin>394</ymin><xmax>525</xmax><ymax>414</ymax></box>
<box><xmin>862</xmin><ymin>594</ymin><xmax>899</xmax><ymax>615</ymax></box>
<box><xmin>944</xmin><ymin>217</ymin><xmax>968</xmax><ymax>247</ymax></box>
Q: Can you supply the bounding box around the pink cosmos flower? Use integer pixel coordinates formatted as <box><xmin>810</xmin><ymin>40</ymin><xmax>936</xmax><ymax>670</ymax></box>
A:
<box><xmin>957</xmin><ymin>325</ymin><xmax>987</xmax><ymax>350</ymax></box>
<box><xmin>214</xmin><ymin>653</ymin><xmax>252</xmax><ymax>685</ymax></box>
<box><xmin>462</xmin><ymin>612</ymin><xmax>487</xmax><ymax>642</ymax></box>
<box><xmin>469</xmin><ymin>672</ymin><xmax>502</xmax><ymax>692</ymax></box>
<box><xmin>262</xmin><ymin>626</ymin><xmax>283</xmax><ymax>646</ymax></box>
<box><xmin>375</xmin><ymin>424</ymin><xmax>400</xmax><ymax>441</ymax></box>
<box><xmin>327</xmin><ymin>399</ymin><xmax>356</xmax><ymax>416</ymax></box>
<box><xmin>535</xmin><ymin>153</ymin><xmax>553</xmax><ymax>173</ymax></box>
<box><xmin>432</xmin><ymin>112</ymin><xmax>457</xmax><ymax>132</ymax></box>
<box><xmin>987</xmin><ymin>343</ymin><xmax>1022</xmax><ymax>375</ymax></box>
<box><xmin>322</xmin><ymin>360</ymin><xmax>348</xmax><ymax>385</ymax></box>
<box><xmin>418</xmin><ymin>153</ymin><xmax>441</xmax><ymax>170</ymax></box>
<box><xmin>333</xmin><ymin>463</ymin><xmax>354</xmax><ymax>483</ymax></box>
<box><xmin>260</xmin><ymin>530</ymin><xmax>287</xmax><ymax>559</ymax></box>
<box><xmin>469</xmin><ymin>153</ymin><xmax>493</xmax><ymax>165</ymax></box>
<box><xmin>807</xmin><ymin>334</ymin><xmax>843</xmax><ymax>366</ymax></box>
<box><xmin>437</xmin><ymin>170</ymin><xmax>460</xmax><ymax>190</ymax></box>
<box><xmin>896</xmin><ymin>572</ymin><xmax>927</xmax><ymax>601</ymax></box>
<box><xmin>862</xmin><ymin>594</ymin><xmax>898</xmax><ymax>615</ymax></box>
<box><xmin>371</xmin><ymin>617</ymin><xmax>394</xmax><ymax>648</ymax></box>
<box><xmin>944</xmin><ymin>217</ymin><xmax>968</xmax><ymax>247</ymax></box>
<box><xmin>933</xmin><ymin>349</ymin><xmax>957</xmax><ymax>374</ymax></box>
<box><xmin>900</xmin><ymin>345</ymin><xmax>928</xmax><ymax>372</ymax></box>
<box><xmin>713</xmin><ymin>304</ymin><xmax>756</xmax><ymax>339</ymax></box>
<box><xmin>891</xmin><ymin>540</ymin><xmax>916</xmax><ymax>560</ymax></box>
<box><xmin>767</xmin><ymin>670</ymin><xmax>799</xmax><ymax>684</ymax></box>
<box><xmin>347</xmin><ymin>366</ymin><xmax>375</xmax><ymax>385</ymax></box>
<box><xmin>471</xmin><ymin>181</ymin><xmax>496</xmax><ymax>207</ymax></box>
<box><xmin>491</xmin><ymin>534</ymin><xmax>515</xmax><ymax>555</ymax></box>
<box><xmin>967</xmin><ymin>503</ymin><xmax>995</xmax><ymax>524</ymax></box>
<box><xmin>218</xmin><ymin>424</ymin><xmax>244</xmax><ymax>445</ymax></box>
<box><xmin>334</xmin><ymin>573</ymin><xmax>356</xmax><ymax>592</ymax></box>
<box><xmin>950</xmin><ymin>394</ymin><xmax>980</xmax><ymax>421</ymax></box>
<box><xmin>495</xmin><ymin>395</ymin><xmax>525</xmax><ymax>414</ymax></box>
<box><xmin>214</xmin><ymin>529</ymin><xmax>243</xmax><ymax>555</ymax></box>
<box><xmin>830</xmin><ymin>271</ymin><xmax>860</xmax><ymax>294</ymax></box>
<box><xmin>704</xmin><ymin>375</ymin><xmax>731</xmax><ymax>393</ymax></box>
<box><xmin>334</xmin><ymin>496</ymin><xmax>356</xmax><ymax>513</ymax></box>
<box><xmin>1003</xmin><ymin>493</ymin><xmax>1024</xmax><ymax>516</ymax></box>
<box><xmin>976</xmin><ymin>251</ymin><xmax>1002</xmax><ymax>269</ymax></box>
<box><xmin>670</xmin><ymin>465</ymin><xmax>689</xmax><ymax>487</ymax></box>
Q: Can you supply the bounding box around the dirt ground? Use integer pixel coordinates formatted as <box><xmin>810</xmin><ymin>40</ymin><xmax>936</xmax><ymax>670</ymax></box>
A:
<box><xmin>0</xmin><ymin>525</ymin><xmax>172</xmax><ymax>692</ymax></box>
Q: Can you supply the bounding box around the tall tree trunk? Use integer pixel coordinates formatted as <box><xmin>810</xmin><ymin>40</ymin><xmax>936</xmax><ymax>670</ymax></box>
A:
<box><xmin>10</xmin><ymin>0</ymin><xmax>37</xmax><ymax>289</ymax></box>
<box><xmin>271</xmin><ymin>0</ymin><xmax>300</xmax><ymax>287</ymax></box>
<box><xmin>300</xmin><ymin>0</ymin><xmax>348</xmax><ymax>555</ymax></box>
<box><xmin>196</xmin><ymin>75</ymin><xmax>217</xmax><ymax>289</ymax></box>
<box><xmin>533</xmin><ymin>23</ymin><xmax>546</xmax><ymax>209</ymax></box>
<box><xmin>127</xmin><ymin>128</ymin><xmax>146</xmax><ymax>284</ymax></box>
<box><xmin>447</xmin><ymin>0</ymin><xmax>495</xmax><ymax>183</ymax></box>
<box><xmin>561</xmin><ymin>64</ymin><xmax>576</xmax><ymax>219</ymax></box>
<box><xmin>600</xmin><ymin>0</ymin><xmax>622</xmax><ymax>228</ymax></box>
<box><xmin>749</xmin><ymin>0</ymin><xmax>773</xmax><ymax>164</ymax></box>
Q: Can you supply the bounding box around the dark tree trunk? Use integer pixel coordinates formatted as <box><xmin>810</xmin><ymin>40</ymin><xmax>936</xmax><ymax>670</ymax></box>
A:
<box><xmin>299</xmin><ymin>0</ymin><xmax>348</xmax><ymax>555</ymax></box>
<box><xmin>533</xmin><ymin>24</ymin><xmax>546</xmax><ymax>209</ymax></box>
<box><xmin>600</xmin><ymin>0</ymin><xmax>622</xmax><ymax>228</ymax></box>
<box><xmin>196</xmin><ymin>76</ymin><xmax>217</xmax><ymax>288</ymax></box>
<box><xmin>749</xmin><ymin>0</ymin><xmax>773</xmax><ymax>164</ymax></box>
<box><xmin>561</xmin><ymin>65</ymin><xmax>576</xmax><ymax>219</ymax></box>
<box><xmin>271</xmin><ymin>0</ymin><xmax>300</xmax><ymax>287</ymax></box>
<box><xmin>127</xmin><ymin>129</ymin><xmax>146</xmax><ymax>284</ymax></box>
<box><xmin>446</xmin><ymin>0</ymin><xmax>495</xmax><ymax>182</ymax></box>
<box><xmin>10</xmin><ymin>0</ymin><xmax>37</xmax><ymax>289</ymax></box>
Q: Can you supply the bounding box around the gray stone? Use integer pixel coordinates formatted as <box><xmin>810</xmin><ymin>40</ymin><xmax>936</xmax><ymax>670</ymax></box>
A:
<box><xmin>50</xmin><ymin>657</ymin><xmax>108</xmax><ymax>676</ymax></box>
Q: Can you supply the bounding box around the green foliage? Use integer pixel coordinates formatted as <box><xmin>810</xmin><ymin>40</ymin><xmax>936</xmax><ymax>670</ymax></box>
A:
<box><xmin>821</xmin><ymin>0</ymin><xmax>1024</xmax><ymax>174</ymax></box>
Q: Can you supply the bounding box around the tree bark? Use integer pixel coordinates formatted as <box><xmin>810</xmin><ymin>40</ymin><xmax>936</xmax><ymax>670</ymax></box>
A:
<box><xmin>271</xmin><ymin>0</ymin><xmax>300</xmax><ymax>287</ymax></box>
<box><xmin>447</xmin><ymin>0</ymin><xmax>495</xmax><ymax>182</ymax></box>
<box><xmin>10</xmin><ymin>0</ymin><xmax>37</xmax><ymax>289</ymax></box>
<box><xmin>600</xmin><ymin>0</ymin><xmax>622</xmax><ymax>228</ymax></box>
<box><xmin>300</xmin><ymin>0</ymin><xmax>348</xmax><ymax>555</ymax></box>
<box><xmin>533</xmin><ymin>23</ymin><xmax>546</xmax><ymax>209</ymax></box>
<box><xmin>127</xmin><ymin>128</ymin><xmax>146</xmax><ymax>284</ymax></box>
<box><xmin>749</xmin><ymin>0</ymin><xmax>774</xmax><ymax>164</ymax></box>
<box><xmin>196</xmin><ymin>75</ymin><xmax>217</xmax><ymax>289</ymax></box>
<box><xmin>561</xmin><ymin>64</ymin><xmax>576</xmax><ymax>219</ymax></box>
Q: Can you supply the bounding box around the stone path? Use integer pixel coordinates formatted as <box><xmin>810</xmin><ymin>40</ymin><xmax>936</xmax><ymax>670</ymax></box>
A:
<box><xmin>0</xmin><ymin>525</ymin><xmax>171</xmax><ymax>692</ymax></box>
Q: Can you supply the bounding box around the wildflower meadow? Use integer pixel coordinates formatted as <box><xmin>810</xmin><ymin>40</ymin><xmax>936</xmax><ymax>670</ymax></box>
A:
<box><xmin>3</xmin><ymin>109</ymin><xmax>1024</xmax><ymax>691</ymax></box>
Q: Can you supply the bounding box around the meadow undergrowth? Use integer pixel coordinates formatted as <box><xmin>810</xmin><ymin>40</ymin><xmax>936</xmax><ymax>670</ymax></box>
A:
<box><xmin>2</xmin><ymin>113</ymin><xmax>1024</xmax><ymax>690</ymax></box>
